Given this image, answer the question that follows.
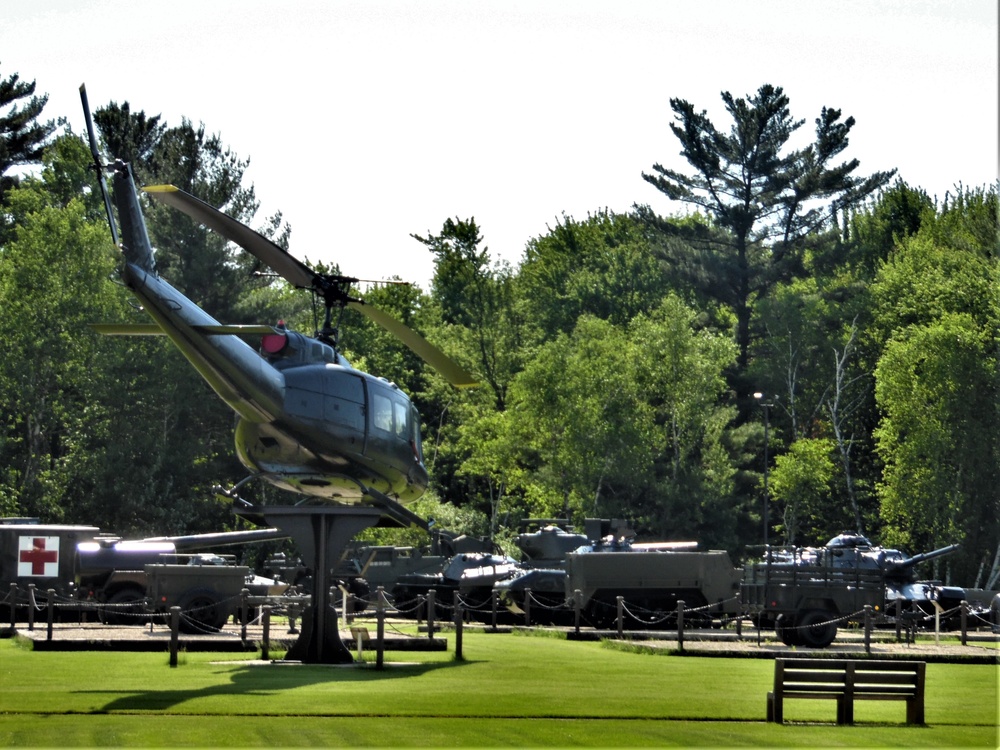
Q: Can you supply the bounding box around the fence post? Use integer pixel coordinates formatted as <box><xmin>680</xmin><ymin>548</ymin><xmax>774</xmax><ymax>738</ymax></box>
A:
<box><xmin>9</xmin><ymin>583</ymin><xmax>17</xmax><ymax>629</ymax></box>
<box><xmin>616</xmin><ymin>596</ymin><xmax>624</xmax><ymax>638</ymax></box>
<box><xmin>426</xmin><ymin>590</ymin><xmax>436</xmax><ymax>640</ymax></box>
<box><xmin>524</xmin><ymin>588</ymin><xmax>532</xmax><ymax>627</ymax></box>
<box><xmin>491</xmin><ymin>589</ymin><xmax>498</xmax><ymax>631</ymax></box>
<box><xmin>46</xmin><ymin>588</ymin><xmax>55</xmax><ymax>641</ymax></box>
<box><xmin>27</xmin><ymin>584</ymin><xmax>36</xmax><ymax>631</ymax></box>
<box><xmin>677</xmin><ymin>600</ymin><xmax>685</xmax><ymax>653</ymax></box>
<box><xmin>735</xmin><ymin>591</ymin><xmax>742</xmax><ymax>640</ymax></box>
<box><xmin>960</xmin><ymin>600</ymin><xmax>968</xmax><ymax>646</ymax></box>
<box><xmin>574</xmin><ymin>590</ymin><xmax>582</xmax><ymax>636</ymax></box>
<box><xmin>896</xmin><ymin>596</ymin><xmax>903</xmax><ymax>643</ymax></box>
<box><xmin>261</xmin><ymin>605</ymin><xmax>271</xmax><ymax>661</ymax></box>
<box><xmin>169</xmin><ymin>606</ymin><xmax>181</xmax><ymax>667</ymax></box>
<box><xmin>864</xmin><ymin>605</ymin><xmax>872</xmax><ymax>654</ymax></box>
<box><xmin>376</xmin><ymin>586</ymin><xmax>386</xmax><ymax>670</ymax></box>
<box><xmin>240</xmin><ymin>588</ymin><xmax>249</xmax><ymax>642</ymax></box>
<box><xmin>453</xmin><ymin>591</ymin><xmax>464</xmax><ymax>661</ymax></box>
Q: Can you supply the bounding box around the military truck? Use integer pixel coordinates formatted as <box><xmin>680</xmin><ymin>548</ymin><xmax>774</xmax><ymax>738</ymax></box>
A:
<box><xmin>742</xmin><ymin>535</ymin><xmax>960</xmax><ymax>647</ymax></box>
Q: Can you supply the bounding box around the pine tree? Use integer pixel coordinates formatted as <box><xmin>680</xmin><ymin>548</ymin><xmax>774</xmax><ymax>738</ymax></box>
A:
<box><xmin>0</xmin><ymin>67</ymin><xmax>56</xmax><ymax>202</ymax></box>
<box><xmin>638</xmin><ymin>84</ymin><xmax>895</xmax><ymax>376</ymax></box>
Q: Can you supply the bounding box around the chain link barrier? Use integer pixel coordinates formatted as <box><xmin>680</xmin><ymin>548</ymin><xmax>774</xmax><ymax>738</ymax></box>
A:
<box><xmin>6</xmin><ymin>581</ymin><xmax>998</xmax><ymax>645</ymax></box>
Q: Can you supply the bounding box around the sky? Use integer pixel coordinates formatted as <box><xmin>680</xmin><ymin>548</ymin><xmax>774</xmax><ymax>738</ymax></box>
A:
<box><xmin>2</xmin><ymin>0</ymin><xmax>997</xmax><ymax>291</ymax></box>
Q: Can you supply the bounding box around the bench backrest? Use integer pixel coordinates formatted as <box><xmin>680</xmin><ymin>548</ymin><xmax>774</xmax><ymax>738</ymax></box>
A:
<box><xmin>775</xmin><ymin>658</ymin><xmax>925</xmax><ymax>696</ymax></box>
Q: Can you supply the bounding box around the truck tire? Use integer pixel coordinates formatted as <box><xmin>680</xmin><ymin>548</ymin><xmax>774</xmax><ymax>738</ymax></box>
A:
<box><xmin>100</xmin><ymin>586</ymin><xmax>146</xmax><ymax>626</ymax></box>
<box><xmin>797</xmin><ymin>609</ymin><xmax>838</xmax><ymax>648</ymax></box>
<box><xmin>774</xmin><ymin>613</ymin><xmax>801</xmax><ymax>646</ymax></box>
<box><xmin>178</xmin><ymin>588</ymin><xmax>228</xmax><ymax>633</ymax></box>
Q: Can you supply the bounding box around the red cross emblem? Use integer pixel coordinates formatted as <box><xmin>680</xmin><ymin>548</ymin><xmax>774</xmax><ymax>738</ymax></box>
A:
<box><xmin>18</xmin><ymin>536</ymin><xmax>59</xmax><ymax>577</ymax></box>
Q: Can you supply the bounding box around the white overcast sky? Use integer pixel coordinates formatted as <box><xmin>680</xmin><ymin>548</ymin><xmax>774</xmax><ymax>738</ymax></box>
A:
<box><xmin>3</xmin><ymin>0</ymin><xmax>997</xmax><ymax>290</ymax></box>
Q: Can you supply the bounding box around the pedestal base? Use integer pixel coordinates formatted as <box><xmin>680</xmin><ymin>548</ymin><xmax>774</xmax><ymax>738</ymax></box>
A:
<box><xmin>238</xmin><ymin>505</ymin><xmax>384</xmax><ymax>664</ymax></box>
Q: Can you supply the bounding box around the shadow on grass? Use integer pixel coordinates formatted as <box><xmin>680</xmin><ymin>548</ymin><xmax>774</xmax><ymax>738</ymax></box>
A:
<box><xmin>82</xmin><ymin>657</ymin><xmax>477</xmax><ymax>713</ymax></box>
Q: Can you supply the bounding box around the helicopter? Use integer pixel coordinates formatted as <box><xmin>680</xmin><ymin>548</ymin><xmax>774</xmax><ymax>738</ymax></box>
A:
<box><xmin>79</xmin><ymin>85</ymin><xmax>475</xmax><ymax>524</ymax></box>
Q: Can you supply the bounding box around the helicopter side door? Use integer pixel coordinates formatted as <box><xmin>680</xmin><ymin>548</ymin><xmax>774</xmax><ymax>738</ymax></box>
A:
<box><xmin>365</xmin><ymin>380</ymin><xmax>428</xmax><ymax>498</ymax></box>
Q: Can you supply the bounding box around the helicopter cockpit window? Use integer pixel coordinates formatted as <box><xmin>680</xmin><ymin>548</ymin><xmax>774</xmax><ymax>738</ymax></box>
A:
<box><xmin>372</xmin><ymin>392</ymin><xmax>393</xmax><ymax>433</ymax></box>
<box><xmin>371</xmin><ymin>388</ymin><xmax>411</xmax><ymax>440</ymax></box>
<box><xmin>393</xmin><ymin>400</ymin><xmax>409</xmax><ymax>439</ymax></box>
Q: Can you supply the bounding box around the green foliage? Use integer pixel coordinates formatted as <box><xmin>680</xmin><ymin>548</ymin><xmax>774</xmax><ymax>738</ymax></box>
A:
<box><xmin>874</xmin><ymin>314</ymin><xmax>998</xmax><ymax>571</ymax></box>
<box><xmin>0</xmin><ymin>169</ymin><xmax>118</xmax><ymax>519</ymax></box>
<box><xmin>354</xmin><ymin>492</ymin><xmax>489</xmax><ymax>549</ymax></box>
<box><xmin>870</xmin><ymin>194</ymin><xmax>1000</xmax><ymax>580</ymax></box>
<box><xmin>768</xmin><ymin>437</ymin><xmax>836</xmax><ymax>544</ymax></box>
<box><xmin>476</xmin><ymin>296</ymin><xmax>740</xmax><ymax>547</ymax></box>
<box><xmin>517</xmin><ymin>210</ymin><xmax>669</xmax><ymax>338</ymax></box>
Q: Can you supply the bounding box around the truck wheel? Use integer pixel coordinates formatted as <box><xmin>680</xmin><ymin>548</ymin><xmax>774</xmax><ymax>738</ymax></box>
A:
<box><xmin>797</xmin><ymin>609</ymin><xmax>838</xmax><ymax>648</ymax></box>
<box><xmin>100</xmin><ymin>586</ymin><xmax>146</xmax><ymax>626</ymax></box>
<box><xmin>178</xmin><ymin>589</ymin><xmax>227</xmax><ymax>633</ymax></box>
<box><xmin>774</xmin><ymin>613</ymin><xmax>801</xmax><ymax>646</ymax></box>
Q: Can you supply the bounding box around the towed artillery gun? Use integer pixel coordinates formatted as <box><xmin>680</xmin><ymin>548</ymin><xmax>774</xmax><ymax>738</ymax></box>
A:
<box><xmin>742</xmin><ymin>533</ymin><xmax>960</xmax><ymax>648</ymax></box>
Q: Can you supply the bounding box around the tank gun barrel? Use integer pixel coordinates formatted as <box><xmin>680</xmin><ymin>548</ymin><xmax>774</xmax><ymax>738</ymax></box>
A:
<box><xmin>890</xmin><ymin>543</ymin><xmax>959</xmax><ymax>571</ymax></box>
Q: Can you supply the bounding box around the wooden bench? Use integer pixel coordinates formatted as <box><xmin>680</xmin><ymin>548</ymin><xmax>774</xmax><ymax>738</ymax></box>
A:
<box><xmin>766</xmin><ymin>658</ymin><xmax>926</xmax><ymax>725</ymax></box>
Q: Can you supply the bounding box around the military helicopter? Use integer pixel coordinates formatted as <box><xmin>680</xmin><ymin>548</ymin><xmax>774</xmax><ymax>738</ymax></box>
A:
<box><xmin>80</xmin><ymin>86</ymin><xmax>475</xmax><ymax>524</ymax></box>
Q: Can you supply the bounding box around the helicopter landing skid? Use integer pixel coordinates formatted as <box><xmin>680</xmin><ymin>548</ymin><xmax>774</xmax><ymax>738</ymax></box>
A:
<box><xmin>234</xmin><ymin>503</ymin><xmax>386</xmax><ymax>664</ymax></box>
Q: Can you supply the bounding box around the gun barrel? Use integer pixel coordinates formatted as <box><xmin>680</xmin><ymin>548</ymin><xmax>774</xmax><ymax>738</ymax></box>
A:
<box><xmin>894</xmin><ymin>543</ymin><xmax>960</xmax><ymax>569</ymax></box>
<box><xmin>139</xmin><ymin>528</ymin><xmax>288</xmax><ymax>551</ymax></box>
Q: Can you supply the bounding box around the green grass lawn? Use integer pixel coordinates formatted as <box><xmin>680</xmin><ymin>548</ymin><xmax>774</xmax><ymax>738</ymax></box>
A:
<box><xmin>0</xmin><ymin>630</ymin><xmax>996</xmax><ymax>747</ymax></box>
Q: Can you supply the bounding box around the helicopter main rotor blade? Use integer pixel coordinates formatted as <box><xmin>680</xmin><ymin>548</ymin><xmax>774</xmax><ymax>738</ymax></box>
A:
<box><xmin>79</xmin><ymin>84</ymin><xmax>119</xmax><ymax>247</ymax></box>
<box><xmin>91</xmin><ymin>323</ymin><xmax>277</xmax><ymax>336</ymax></box>
<box><xmin>143</xmin><ymin>185</ymin><xmax>315</xmax><ymax>289</ymax></box>
<box><xmin>347</xmin><ymin>301</ymin><xmax>477</xmax><ymax>388</ymax></box>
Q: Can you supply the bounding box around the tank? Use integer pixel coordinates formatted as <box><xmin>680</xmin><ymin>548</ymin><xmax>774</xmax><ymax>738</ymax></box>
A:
<box><xmin>391</xmin><ymin>552</ymin><xmax>519</xmax><ymax>618</ymax></box>
<box><xmin>494</xmin><ymin>568</ymin><xmax>574</xmax><ymax>625</ymax></box>
<box><xmin>815</xmin><ymin>534</ymin><xmax>963</xmax><ymax>614</ymax></box>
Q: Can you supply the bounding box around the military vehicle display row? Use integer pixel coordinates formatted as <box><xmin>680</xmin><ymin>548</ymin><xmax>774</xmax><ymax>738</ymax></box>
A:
<box><xmin>367</xmin><ymin>520</ymin><xmax>995</xmax><ymax>645</ymax></box>
<box><xmin>2</xmin><ymin>518</ymin><xmax>287</xmax><ymax>632</ymax></box>
<box><xmin>6</xmin><ymin>514</ymin><xmax>995</xmax><ymax>646</ymax></box>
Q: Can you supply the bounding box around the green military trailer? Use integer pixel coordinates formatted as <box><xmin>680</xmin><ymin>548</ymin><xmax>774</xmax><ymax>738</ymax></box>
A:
<box><xmin>742</xmin><ymin>549</ymin><xmax>886</xmax><ymax>648</ymax></box>
<box><xmin>145</xmin><ymin>557</ymin><xmax>250</xmax><ymax>633</ymax></box>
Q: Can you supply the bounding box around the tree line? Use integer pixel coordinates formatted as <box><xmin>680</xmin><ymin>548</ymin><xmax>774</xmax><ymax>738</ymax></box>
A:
<box><xmin>1</xmin><ymin>69</ymin><xmax>997</xmax><ymax>586</ymax></box>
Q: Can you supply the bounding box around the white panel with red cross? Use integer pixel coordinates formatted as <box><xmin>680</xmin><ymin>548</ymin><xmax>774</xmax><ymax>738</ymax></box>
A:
<box><xmin>17</xmin><ymin>535</ymin><xmax>60</xmax><ymax>577</ymax></box>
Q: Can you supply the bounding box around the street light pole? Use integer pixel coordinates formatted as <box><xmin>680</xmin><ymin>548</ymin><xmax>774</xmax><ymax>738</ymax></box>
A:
<box><xmin>753</xmin><ymin>392</ymin><xmax>771</xmax><ymax>549</ymax></box>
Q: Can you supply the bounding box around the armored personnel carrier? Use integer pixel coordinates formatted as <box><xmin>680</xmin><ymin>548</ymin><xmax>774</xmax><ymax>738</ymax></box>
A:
<box><xmin>497</xmin><ymin>519</ymin><xmax>741</xmax><ymax>628</ymax></box>
<box><xmin>566</xmin><ymin>547</ymin><xmax>742</xmax><ymax>628</ymax></box>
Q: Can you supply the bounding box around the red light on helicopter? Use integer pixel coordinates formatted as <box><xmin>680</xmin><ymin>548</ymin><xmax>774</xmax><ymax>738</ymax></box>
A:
<box><xmin>261</xmin><ymin>332</ymin><xmax>288</xmax><ymax>354</ymax></box>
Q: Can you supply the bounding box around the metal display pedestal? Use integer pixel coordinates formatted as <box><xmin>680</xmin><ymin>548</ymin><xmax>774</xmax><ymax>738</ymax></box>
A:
<box><xmin>238</xmin><ymin>505</ymin><xmax>384</xmax><ymax>664</ymax></box>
